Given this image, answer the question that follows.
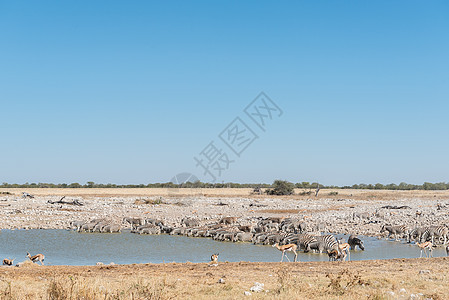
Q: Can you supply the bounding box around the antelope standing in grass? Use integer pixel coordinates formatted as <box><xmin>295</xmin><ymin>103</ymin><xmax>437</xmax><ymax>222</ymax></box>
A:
<box><xmin>27</xmin><ymin>252</ymin><xmax>45</xmax><ymax>265</ymax></box>
<box><xmin>272</xmin><ymin>243</ymin><xmax>298</xmax><ymax>262</ymax></box>
<box><xmin>417</xmin><ymin>242</ymin><xmax>433</xmax><ymax>258</ymax></box>
<box><xmin>2</xmin><ymin>258</ymin><xmax>14</xmax><ymax>266</ymax></box>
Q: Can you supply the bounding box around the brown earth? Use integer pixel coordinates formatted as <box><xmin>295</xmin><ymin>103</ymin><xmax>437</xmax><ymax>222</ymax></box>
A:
<box><xmin>0</xmin><ymin>257</ymin><xmax>447</xmax><ymax>299</ymax></box>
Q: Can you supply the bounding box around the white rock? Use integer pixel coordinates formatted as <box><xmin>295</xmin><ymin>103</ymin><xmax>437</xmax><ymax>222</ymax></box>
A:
<box><xmin>250</xmin><ymin>282</ymin><xmax>264</xmax><ymax>292</ymax></box>
<box><xmin>244</xmin><ymin>291</ymin><xmax>252</xmax><ymax>296</ymax></box>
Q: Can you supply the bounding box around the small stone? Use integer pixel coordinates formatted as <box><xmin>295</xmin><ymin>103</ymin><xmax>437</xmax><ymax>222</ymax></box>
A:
<box><xmin>218</xmin><ymin>278</ymin><xmax>225</xmax><ymax>284</ymax></box>
<box><xmin>419</xmin><ymin>270</ymin><xmax>430</xmax><ymax>274</ymax></box>
<box><xmin>399</xmin><ymin>288</ymin><xmax>406</xmax><ymax>293</ymax></box>
<box><xmin>244</xmin><ymin>291</ymin><xmax>252</xmax><ymax>296</ymax></box>
<box><xmin>250</xmin><ymin>282</ymin><xmax>264</xmax><ymax>292</ymax></box>
<box><xmin>387</xmin><ymin>291</ymin><xmax>395</xmax><ymax>296</ymax></box>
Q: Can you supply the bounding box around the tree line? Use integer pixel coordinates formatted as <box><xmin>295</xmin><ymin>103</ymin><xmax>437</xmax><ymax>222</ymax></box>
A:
<box><xmin>1</xmin><ymin>181</ymin><xmax>449</xmax><ymax>190</ymax></box>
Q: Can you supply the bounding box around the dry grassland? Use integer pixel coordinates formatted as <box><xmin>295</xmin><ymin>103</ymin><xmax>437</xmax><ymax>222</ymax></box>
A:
<box><xmin>0</xmin><ymin>258</ymin><xmax>447</xmax><ymax>299</ymax></box>
<box><xmin>2</xmin><ymin>188</ymin><xmax>449</xmax><ymax>201</ymax></box>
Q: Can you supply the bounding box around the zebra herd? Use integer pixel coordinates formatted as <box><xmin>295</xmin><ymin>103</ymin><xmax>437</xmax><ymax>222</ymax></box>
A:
<box><xmin>380</xmin><ymin>224</ymin><xmax>449</xmax><ymax>246</ymax></box>
<box><xmin>70</xmin><ymin>216</ymin><xmax>365</xmax><ymax>261</ymax></box>
<box><xmin>70</xmin><ymin>219</ymin><xmax>122</xmax><ymax>233</ymax></box>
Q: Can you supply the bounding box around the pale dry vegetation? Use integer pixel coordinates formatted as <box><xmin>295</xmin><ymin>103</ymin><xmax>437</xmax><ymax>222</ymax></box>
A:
<box><xmin>2</xmin><ymin>188</ymin><xmax>449</xmax><ymax>201</ymax></box>
<box><xmin>0</xmin><ymin>258</ymin><xmax>447</xmax><ymax>299</ymax></box>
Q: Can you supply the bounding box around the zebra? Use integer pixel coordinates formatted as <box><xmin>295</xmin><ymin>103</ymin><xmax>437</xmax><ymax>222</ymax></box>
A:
<box><xmin>181</xmin><ymin>218</ymin><xmax>200</xmax><ymax>227</ymax></box>
<box><xmin>319</xmin><ymin>235</ymin><xmax>339</xmax><ymax>252</ymax></box>
<box><xmin>420</xmin><ymin>225</ymin><xmax>448</xmax><ymax>245</ymax></box>
<box><xmin>294</xmin><ymin>234</ymin><xmax>318</xmax><ymax>252</ymax></box>
<box><xmin>408</xmin><ymin>227</ymin><xmax>428</xmax><ymax>243</ymax></box>
<box><xmin>307</xmin><ymin>236</ymin><xmax>327</xmax><ymax>253</ymax></box>
<box><xmin>380</xmin><ymin>225</ymin><xmax>407</xmax><ymax>241</ymax></box>
<box><xmin>123</xmin><ymin>217</ymin><xmax>145</xmax><ymax>230</ymax></box>
<box><xmin>348</xmin><ymin>235</ymin><xmax>365</xmax><ymax>250</ymax></box>
<box><xmin>263</xmin><ymin>233</ymin><xmax>289</xmax><ymax>245</ymax></box>
<box><xmin>305</xmin><ymin>234</ymin><xmax>339</xmax><ymax>254</ymax></box>
<box><xmin>281</xmin><ymin>233</ymin><xmax>300</xmax><ymax>244</ymax></box>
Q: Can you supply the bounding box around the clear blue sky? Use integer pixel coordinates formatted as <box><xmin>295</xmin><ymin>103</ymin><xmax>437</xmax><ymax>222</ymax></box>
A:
<box><xmin>1</xmin><ymin>1</ymin><xmax>448</xmax><ymax>185</ymax></box>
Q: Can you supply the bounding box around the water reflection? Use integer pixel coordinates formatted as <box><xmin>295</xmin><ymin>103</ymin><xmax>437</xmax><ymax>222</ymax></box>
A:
<box><xmin>0</xmin><ymin>230</ymin><xmax>446</xmax><ymax>266</ymax></box>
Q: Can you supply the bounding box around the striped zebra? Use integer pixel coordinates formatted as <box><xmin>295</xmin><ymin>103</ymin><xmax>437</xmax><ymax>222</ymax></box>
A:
<box><xmin>308</xmin><ymin>235</ymin><xmax>339</xmax><ymax>253</ymax></box>
<box><xmin>293</xmin><ymin>233</ymin><xmax>318</xmax><ymax>252</ymax></box>
<box><xmin>281</xmin><ymin>233</ymin><xmax>300</xmax><ymax>244</ymax></box>
<box><xmin>420</xmin><ymin>225</ymin><xmax>448</xmax><ymax>245</ymax></box>
<box><xmin>380</xmin><ymin>225</ymin><xmax>407</xmax><ymax>241</ymax></box>
<box><xmin>408</xmin><ymin>227</ymin><xmax>428</xmax><ymax>243</ymax></box>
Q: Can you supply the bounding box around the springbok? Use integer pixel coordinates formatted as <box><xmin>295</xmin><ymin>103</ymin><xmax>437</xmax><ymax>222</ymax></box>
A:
<box><xmin>26</xmin><ymin>252</ymin><xmax>45</xmax><ymax>265</ymax></box>
<box><xmin>2</xmin><ymin>258</ymin><xmax>14</xmax><ymax>266</ymax></box>
<box><xmin>338</xmin><ymin>242</ymin><xmax>351</xmax><ymax>261</ymax></box>
<box><xmin>272</xmin><ymin>243</ymin><xmax>298</xmax><ymax>262</ymax></box>
<box><xmin>327</xmin><ymin>249</ymin><xmax>346</xmax><ymax>261</ymax></box>
<box><xmin>211</xmin><ymin>253</ymin><xmax>219</xmax><ymax>263</ymax></box>
<box><xmin>417</xmin><ymin>242</ymin><xmax>433</xmax><ymax>258</ymax></box>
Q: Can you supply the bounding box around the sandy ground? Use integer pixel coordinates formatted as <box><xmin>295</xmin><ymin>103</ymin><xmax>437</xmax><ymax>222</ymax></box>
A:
<box><xmin>0</xmin><ymin>257</ymin><xmax>447</xmax><ymax>299</ymax></box>
<box><xmin>0</xmin><ymin>188</ymin><xmax>448</xmax><ymax>237</ymax></box>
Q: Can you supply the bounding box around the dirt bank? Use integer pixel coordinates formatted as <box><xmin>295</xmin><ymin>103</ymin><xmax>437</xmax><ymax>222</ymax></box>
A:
<box><xmin>0</xmin><ymin>257</ymin><xmax>447</xmax><ymax>299</ymax></box>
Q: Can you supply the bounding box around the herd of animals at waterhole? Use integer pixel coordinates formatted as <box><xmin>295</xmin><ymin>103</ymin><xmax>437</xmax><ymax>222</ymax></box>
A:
<box><xmin>45</xmin><ymin>215</ymin><xmax>449</xmax><ymax>263</ymax></box>
<box><xmin>2</xmin><ymin>197</ymin><xmax>449</xmax><ymax>265</ymax></box>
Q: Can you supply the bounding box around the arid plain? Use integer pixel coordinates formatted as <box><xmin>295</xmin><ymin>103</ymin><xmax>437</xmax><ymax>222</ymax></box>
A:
<box><xmin>0</xmin><ymin>188</ymin><xmax>448</xmax><ymax>299</ymax></box>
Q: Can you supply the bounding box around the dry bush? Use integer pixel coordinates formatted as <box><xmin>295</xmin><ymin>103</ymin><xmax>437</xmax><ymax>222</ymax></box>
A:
<box><xmin>0</xmin><ymin>281</ymin><xmax>13</xmax><ymax>300</ymax></box>
<box><xmin>326</xmin><ymin>269</ymin><xmax>368</xmax><ymax>296</ymax></box>
<box><xmin>134</xmin><ymin>198</ymin><xmax>163</xmax><ymax>205</ymax></box>
<box><xmin>45</xmin><ymin>276</ymin><xmax>176</xmax><ymax>300</ymax></box>
<box><xmin>276</xmin><ymin>268</ymin><xmax>295</xmax><ymax>294</ymax></box>
<box><xmin>126</xmin><ymin>278</ymin><xmax>175</xmax><ymax>300</ymax></box>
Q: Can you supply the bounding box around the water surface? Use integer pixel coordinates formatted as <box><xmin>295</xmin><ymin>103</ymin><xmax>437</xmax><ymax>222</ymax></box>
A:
<box><xmin>0</xmin><ymin>230</ymin><xmax>445</xmax><ymax>266</ymax></box>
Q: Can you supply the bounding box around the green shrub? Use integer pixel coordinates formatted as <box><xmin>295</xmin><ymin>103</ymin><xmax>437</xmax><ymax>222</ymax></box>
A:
<box><xmin>266</xmin><ymin>180</ymin><xmax>295</xmax><ymax>195</ymax></box>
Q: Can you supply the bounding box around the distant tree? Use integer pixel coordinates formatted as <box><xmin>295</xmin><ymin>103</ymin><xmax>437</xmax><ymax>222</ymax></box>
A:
<box><xmin>374</xmin><ymin>183</ymin><xmax>384</xmax><ymax>190</ymax></box>
<box><xmin>386</xmin><ymin>183</ymin><xmax>398</xmax><ymax>190</ymax></box>
<box><xmin>68</xmin><ymin>183</ymin><xmax>81</xmax><ymax>188</ymax></box>
<box><xmin>86</xmin><ymin>182</ymin><xmax>95</xmax><ymax>188</ymax></box>
<box><xmin>266</xmin><ymin>180</ymin><xmax>295</xmax><ymax>195</ymax></box>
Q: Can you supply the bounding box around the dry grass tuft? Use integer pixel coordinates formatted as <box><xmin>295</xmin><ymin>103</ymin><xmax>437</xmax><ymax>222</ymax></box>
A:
<box><xmin>326</xmin><ymin>269</ymin><xmax>368</xmax><ymax>296</ymax></box>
